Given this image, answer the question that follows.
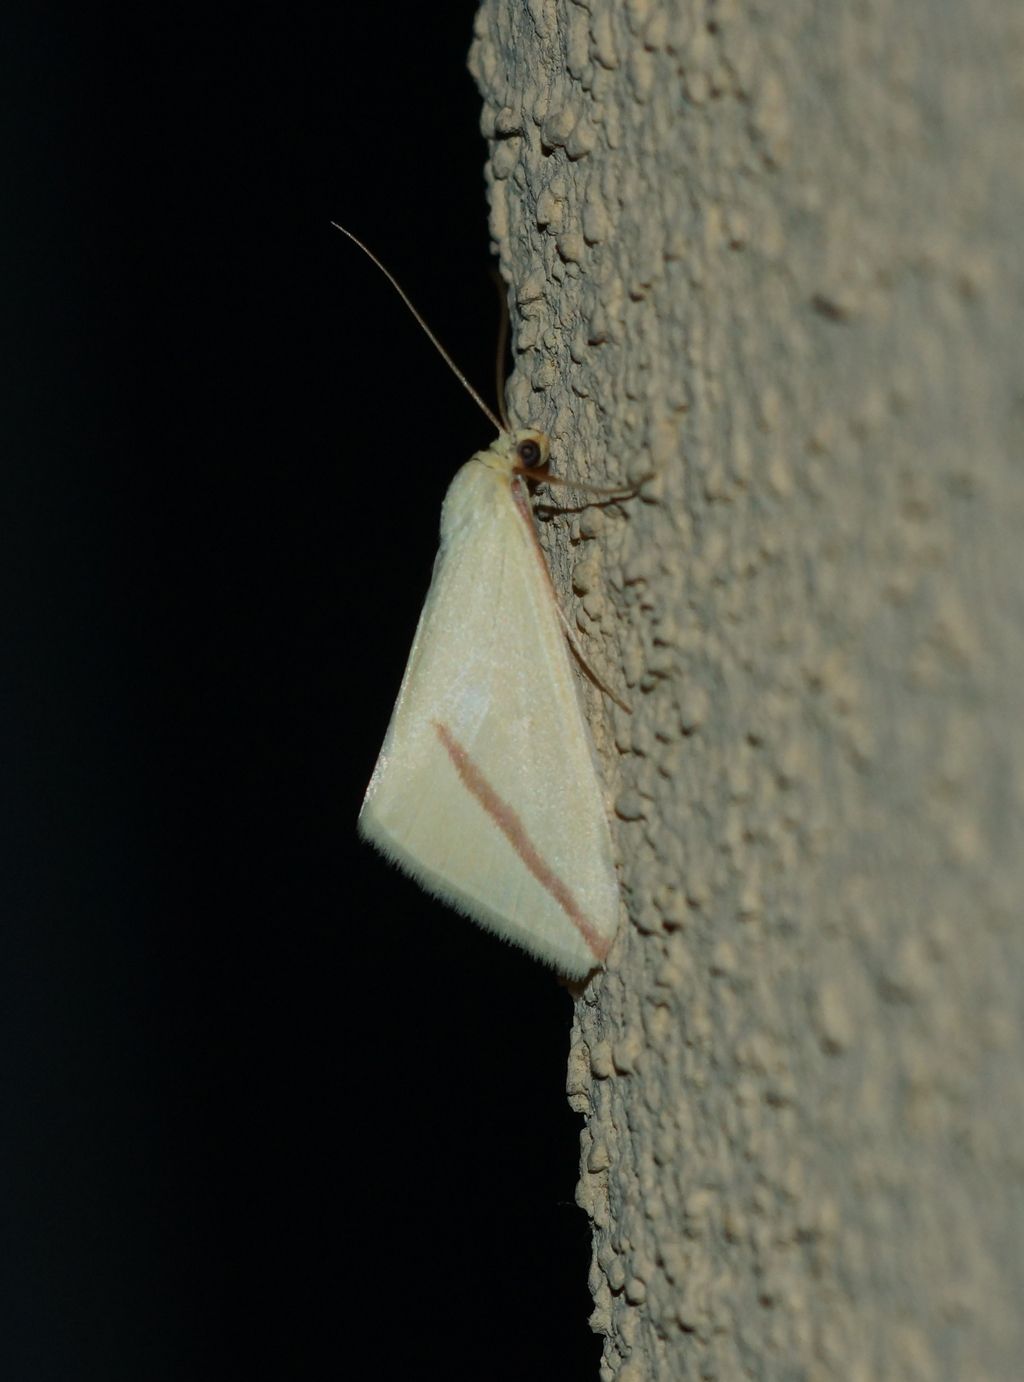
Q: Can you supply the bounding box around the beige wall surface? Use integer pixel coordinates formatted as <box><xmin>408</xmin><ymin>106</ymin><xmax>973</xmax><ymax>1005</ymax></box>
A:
<box><xmin>471</xmin><ymin>2</ymin><xmax>1024</xmax><ymax>1378</ymax></box>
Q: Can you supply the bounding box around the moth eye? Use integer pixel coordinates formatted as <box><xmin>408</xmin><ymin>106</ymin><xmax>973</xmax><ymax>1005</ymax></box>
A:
<box><xmin>517</xmin><ymin>439</ymin><xmax>542</xmax><ymax>467</ymax></box>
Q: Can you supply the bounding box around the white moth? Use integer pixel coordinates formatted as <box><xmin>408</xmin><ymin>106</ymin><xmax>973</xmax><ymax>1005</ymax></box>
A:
<box><xmin>335</xmin><ymin>225</ymin><xmax>621</xmax><ymax>978</ymax></box>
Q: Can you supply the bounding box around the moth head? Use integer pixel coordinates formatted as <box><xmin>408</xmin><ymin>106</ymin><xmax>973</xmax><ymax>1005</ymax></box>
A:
<box><xmin>511</xmin><ymin>429</ymin><xmax>550</xmax><ymax>478</ymax></box>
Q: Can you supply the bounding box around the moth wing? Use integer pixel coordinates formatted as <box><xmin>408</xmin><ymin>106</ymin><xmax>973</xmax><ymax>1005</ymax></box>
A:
<box><xmin>359</xmin><ymin>466</ymin><xmax>619</xmax><ymax>977</ymax></box>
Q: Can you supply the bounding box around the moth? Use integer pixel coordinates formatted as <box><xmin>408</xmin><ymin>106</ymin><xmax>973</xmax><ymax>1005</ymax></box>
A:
<box><xmin>336</xmin><ymin>225</ymin><xmax>623</xmax><ymax>977</ymax></box>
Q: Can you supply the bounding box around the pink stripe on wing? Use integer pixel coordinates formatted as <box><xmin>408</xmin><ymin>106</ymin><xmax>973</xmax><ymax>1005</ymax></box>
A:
<box><xmin>433</xmin><ymin>720</ymin><xmax>608</xmax><ymax>964</ymax></box>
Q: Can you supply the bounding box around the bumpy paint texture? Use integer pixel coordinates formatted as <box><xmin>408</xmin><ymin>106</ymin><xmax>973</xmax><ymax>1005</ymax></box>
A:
<box><xmin>470</xmin><ymin>1</ymin><xmax>1024</xmax><ymax>1377</ymax></box>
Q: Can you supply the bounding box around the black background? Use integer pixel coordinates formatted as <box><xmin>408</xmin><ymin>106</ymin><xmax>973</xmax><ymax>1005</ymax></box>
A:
<box><xmin>7</xmin><ymin>6</ymin><xmax>601</xmax><ymax>1378</ymax></box>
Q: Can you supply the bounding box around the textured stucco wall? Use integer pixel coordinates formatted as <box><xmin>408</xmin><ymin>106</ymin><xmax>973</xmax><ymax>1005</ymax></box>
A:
<box><xmin>470</xmin><ymin>2</ymin><xmax>1024</xmax><ymax>1378</ymax></box>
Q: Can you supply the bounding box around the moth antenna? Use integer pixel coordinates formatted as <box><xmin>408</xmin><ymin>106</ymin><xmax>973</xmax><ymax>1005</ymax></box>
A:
<box><xmin>331</xmin><ymin>223</ymin><xmax>503</xmax><ymax>434</ymax></box>
<box><xmin>490</xmin><ymin>268</ymin><xmax>512</xmax><ymax>434</ymax></box>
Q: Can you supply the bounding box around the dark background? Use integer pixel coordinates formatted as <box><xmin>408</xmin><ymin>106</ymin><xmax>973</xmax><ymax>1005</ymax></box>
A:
<box><xmin>7</xmin><ymin>6</ymin><xmax>601</xmax><ymax>1378</ymax></box>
